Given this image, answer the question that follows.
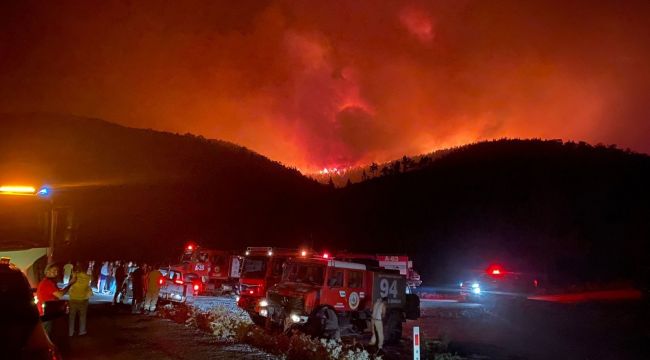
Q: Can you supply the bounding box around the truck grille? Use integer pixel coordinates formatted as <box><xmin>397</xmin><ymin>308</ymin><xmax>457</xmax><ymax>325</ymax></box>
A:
<box><xmin>268</xmin><ymin>293</ymin><xmax>304</xmax><ymax>313</ymax></box>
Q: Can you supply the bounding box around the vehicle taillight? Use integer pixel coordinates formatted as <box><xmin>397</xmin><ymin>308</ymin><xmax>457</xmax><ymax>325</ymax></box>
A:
<box><xmin>159</xmin><ymin>278</ymin><xmax>164</xmax><ymax>285</ymax></box>
<box><xmin>193</xmin><ymin>284</ymin><xmax>199</xmax><ymax>291</ymax></box>
<box><xmin>174</xmin><ymin>279</ymin><xmax>183</xmax><ymax>285</ymax></box>
<box><xmin>49</xmin><ymin>348</ymin><xmax>62</xmax><ymax>360</ymax></box>
<box><xmin>323</xmin><ymin>253</ymin><xmax>329</xmax><ymax>259</ymax></box>
<box><xmin>486</xmin><ymin>264</ymin><xmax>504</xmax><ymax>276</ymax></box>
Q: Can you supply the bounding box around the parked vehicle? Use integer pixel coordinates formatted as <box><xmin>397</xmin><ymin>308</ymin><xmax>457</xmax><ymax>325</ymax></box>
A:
<box><xmin>262</xmin><ymin>253</ymin><xmax>420</xmax><ymax>342</ymax></box>
<box><xmin>179</xmin><ymin>244</ymin><xmax>242</xmax><ymax>295</ymax></box>
<box><xmin>237</xmin><ymin>247</ymin><xmax>300</xmax><ymax>323</ymax></box>
<box><xmin>158</xmin><ymin>267</ymin><xmax>201</xmax><ymax>303</ymax></box>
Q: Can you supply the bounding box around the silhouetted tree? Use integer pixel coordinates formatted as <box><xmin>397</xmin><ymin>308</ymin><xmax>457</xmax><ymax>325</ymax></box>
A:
<box><xmin>328</xmin><ymin>177</ymin><xmax>335</xmax><ymax>188</ymax></box>
<box><xmin>401</xmin><ymin>156</ymin><xmax>414</xmax><ymax>172</ymax></box>
<box><xmin>369</xmin><ymin>162</ymin><xmax>379</xmax><ymax>178</ymax></box>
<box><xmin>418</xmin><ymin>155</ymin><xmax>431</xmax><ymax>168</ymax></box>
<box><xmin>361</xmin><ymin>170</ymin><xmax>368</xmax><ymax>181</ymax></box>
<box><xmin>391</xmin><ymin>160</ymin><xmax>401</xmax><ymax>174</ymax></box>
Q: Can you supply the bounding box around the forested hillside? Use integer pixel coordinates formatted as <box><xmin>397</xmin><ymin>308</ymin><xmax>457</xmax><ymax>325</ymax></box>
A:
<box><xmin>2</xmin><ymin>114</ymin><xmax>648</xmax><ymax>285</ymax></box>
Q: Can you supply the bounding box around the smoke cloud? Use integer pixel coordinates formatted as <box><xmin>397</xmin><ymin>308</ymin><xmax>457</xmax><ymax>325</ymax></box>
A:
<box><xmin>1</xmin><ymin>0</ymin><xmax>649</xmax><ymax>171</ymax></box>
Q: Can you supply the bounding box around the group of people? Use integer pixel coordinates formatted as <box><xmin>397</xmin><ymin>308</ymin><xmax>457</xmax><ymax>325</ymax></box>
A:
<box><xmin>124</xmin><ymin>262</ymin><xmax>164</xmax><ymax>314</ymax></box>
<box><xmin>37</xmin><ymin>262</ymin><xmax>93</xmax><ymax>337</ymax></box>
<box><xmin>36</xmin><ymin>260</ymin><xmax>165</xmax><ymax>338</ymax></box>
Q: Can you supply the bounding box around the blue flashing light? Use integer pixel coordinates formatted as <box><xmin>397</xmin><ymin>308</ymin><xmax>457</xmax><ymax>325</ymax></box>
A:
<box><xmin>37</xmin><ymin>187</ymin><xmax>50</xmax><ymax>196</ymax></box>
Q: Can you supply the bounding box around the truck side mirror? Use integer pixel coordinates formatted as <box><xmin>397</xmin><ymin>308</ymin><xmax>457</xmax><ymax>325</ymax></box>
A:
<box><xmin>41</xmin><ymin>300</ymin><xmax>68</xmax><ymax>322</ymax></box>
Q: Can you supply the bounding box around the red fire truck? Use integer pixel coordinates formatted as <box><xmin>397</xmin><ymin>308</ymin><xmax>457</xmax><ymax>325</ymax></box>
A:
<box><xmin>261</xmin><ymin>253</ymin><xmax>420</xmax><ymax>342</ymax></box>
<box><xmin>237</xmin><ymin>247</ymin><xmax>302</xmax><ymax>322</ymax></box>
<box><xmin>178</xmin><ymin>243</ymin><xmax>242</xmax><ymax>295</ymax></box>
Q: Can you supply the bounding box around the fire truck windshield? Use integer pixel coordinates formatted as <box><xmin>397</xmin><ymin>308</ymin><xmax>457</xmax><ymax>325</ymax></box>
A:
<box><xmin>282</xmin><ymin>262</ymin><xmax>325</xmax><ymax>285</ymax></box>
<box><xmin>241</xmin><ymin>256</ymin><xmax>267</xmax><ymax>279</ymax></box>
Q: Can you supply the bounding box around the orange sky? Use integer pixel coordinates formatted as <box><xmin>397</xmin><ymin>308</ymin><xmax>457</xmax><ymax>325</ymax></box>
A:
<box><xmin>1</xmin><ymin>0</ymin><xmax>649</xmax><ymax>171</ymax></box>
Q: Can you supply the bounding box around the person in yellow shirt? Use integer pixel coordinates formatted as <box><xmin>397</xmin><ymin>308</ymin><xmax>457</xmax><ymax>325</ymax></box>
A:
<box><xmin>68</xmin><ymin>262</ymin><xmax>93</xmax><ymax>336</ymax></box>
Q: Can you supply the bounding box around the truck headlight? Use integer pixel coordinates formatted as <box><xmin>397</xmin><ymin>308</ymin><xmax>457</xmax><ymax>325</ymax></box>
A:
<box><xmin>472</xmin><ymin>284</ymin><xmax>481</xmax><ymax>294</ymax></box>
<box><xmin>259</xmin><ymin>299</ymin><xmax>268</xmax><ymax>307</ymax></box>
<box><xmin>290</xmin><ymin>313</ymin><xmax>301</xmax><ymax>323</ymax></box>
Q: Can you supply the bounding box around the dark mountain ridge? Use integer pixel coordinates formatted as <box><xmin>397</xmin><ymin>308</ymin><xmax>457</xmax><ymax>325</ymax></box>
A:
<box><xmin>335</xmin><ymin>139</ymin><xmax>650</xmax><ymax>284</ymax></box>
<box><xmin>1</xmin><ymin>114</ymin><xmax>649</xmax><ymax>285</ymax></box>
<box><xmin>0</xmin><ymin>113</ymin><xmax>328</xmax><ymax>260</ymax></box>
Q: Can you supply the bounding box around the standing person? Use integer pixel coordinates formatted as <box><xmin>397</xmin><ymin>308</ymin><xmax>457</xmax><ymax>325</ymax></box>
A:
<box><xmin>91</xmin><ymin>261</ymin><xmax>100</xmax><ymax>291</ymax></box>
<box><xmin>98</xmin><ymin>261</ymin><xmax>110</xmax><ymax>293</ymax></box>
<box><xmin>106</xmin><ymin>262</ymin><xmax>115</xmax><ymax>294</ymax></box>
<box><xmin>130</xmin><ymin>263</ymin><xmax>145</xmax><ymax>314</ymax></box>
<box><xmin>69</xmin><ymin>262</ymin><xmax>93</xmax><ymax>336</ymax></box>
<box><xmin>86</xmin><ymin>260</ymin><xmax>94</xmax><ymax>276</ymax></box>
<box><xmin>63</xmin><ymin>261</ymin><xmax>73</xmax><ymax>285</ymax></box>
<box><xmin>144</xmin><ymin>265</ymin><xmax>163</xmax><ymax>312</ymax></box>
<box><xmin>36</xmin><ymin>264</ymin><xmax>74</xmax><ymax>335</ymax></box>
<box><xmin>112</xmin><ymin>262</ymin><xmax>127</xmax><ymax>305</ymax></box>
<box><xmin>368</xmin><ymin>297</ymin><xmax>387</xmax><ymax>352</ymax></box>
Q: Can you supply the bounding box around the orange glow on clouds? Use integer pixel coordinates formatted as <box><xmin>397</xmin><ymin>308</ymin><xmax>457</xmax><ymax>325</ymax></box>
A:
<box><xmin>399</xmin><ymin>7</ymin><xmax>435</xmax><ymax>43</ymax></box>
<box><xmin>0</xmin><ymin>1</ymin><xmax>649</xmax><ymax>171</ymax></box>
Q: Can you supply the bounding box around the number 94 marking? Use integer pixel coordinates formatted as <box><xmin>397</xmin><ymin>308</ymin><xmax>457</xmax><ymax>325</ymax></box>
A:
<box><xmin>379</xmin><ymin>278</ymin><xmax>398</xmax><ymax>298</ymax></box>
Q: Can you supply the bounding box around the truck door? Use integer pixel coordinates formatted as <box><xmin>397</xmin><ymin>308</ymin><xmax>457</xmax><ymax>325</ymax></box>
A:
<box><xmin>346</xmin><ymin>269</ymin><xmax>365</xmax><ymax>311</ymax></box>
<box><xmin>324</xmin><ymin>267</ymin><xmax>346</xmax><ymax>311</ymax></box>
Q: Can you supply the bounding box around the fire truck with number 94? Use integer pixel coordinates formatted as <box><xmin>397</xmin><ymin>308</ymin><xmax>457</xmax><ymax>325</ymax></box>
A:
<box><xmin>260</xmin><ymin>251</ymin><xmax>420</xmax><ymax>342</ymax></box>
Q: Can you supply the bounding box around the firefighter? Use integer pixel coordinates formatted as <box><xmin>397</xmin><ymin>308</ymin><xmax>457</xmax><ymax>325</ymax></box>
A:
<box><xmin>144</xmin><ymin>265</ymin><xmax>163</xmax><ymax>312</ymax></box>
<box><xmin>369</xmin><ymin>297</ymin><xmax>387</xmax><ymax>351</ymax></box>
<box><xmin>323</xmin><ymin>307</ymin><xmax>341</xmax><ymax>341</ymax></box>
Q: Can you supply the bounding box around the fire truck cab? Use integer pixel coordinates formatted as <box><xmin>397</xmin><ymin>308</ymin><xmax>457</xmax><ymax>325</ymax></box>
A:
<box><xmin>262</xmin><ymin>255</ymin><xmax>420</xmax><ymax>342</ymax></box>
<box><xmin>179</xmin><ymin>244</ymin><xmax>242</xmax><ymax>295</ymax></box>
<box><xmin>237</xmin><ymin>247</ymin><xmax>298</xmax><ymax>321</ymax></box>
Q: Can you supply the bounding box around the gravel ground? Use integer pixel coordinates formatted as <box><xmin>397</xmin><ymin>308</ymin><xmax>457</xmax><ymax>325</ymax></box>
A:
<box><xmin>63</xmin><ymin>303</ymin><xmax>275</xmax><ymax>360</ymax></box>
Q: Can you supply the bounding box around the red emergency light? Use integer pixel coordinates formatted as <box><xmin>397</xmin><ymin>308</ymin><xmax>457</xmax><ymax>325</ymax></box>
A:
<box><xmin>158</xmin><ymin>278</ymin><xmax>163</xmax><ymax>285</ymax></box>
<box><xmin>322</xmin><ymin>253</ymin><xmax>329</xmax><ymax>259</ymax></box>
<box><xmin>187</xmin><ymin>244</ymin><xmax>194</xmax><ymax>251</ymax></box>
<box><xmin>487</xmin><ymin>264</ymin><xmax>504</xmax><ymax>276</ymax></box>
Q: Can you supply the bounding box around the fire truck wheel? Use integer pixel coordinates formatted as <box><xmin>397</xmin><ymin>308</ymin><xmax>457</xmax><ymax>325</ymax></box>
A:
<box><xmin>383</xmin><ymin>310</ymin><xmax>403</xmax><ymax>344</ymax></box>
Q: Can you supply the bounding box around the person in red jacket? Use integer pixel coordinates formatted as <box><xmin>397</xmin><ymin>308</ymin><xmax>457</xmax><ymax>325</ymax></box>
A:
<box><xmin>37</xmin><ymin>264</ymin><xmax>74</xmax><ymax>334</ymax></box>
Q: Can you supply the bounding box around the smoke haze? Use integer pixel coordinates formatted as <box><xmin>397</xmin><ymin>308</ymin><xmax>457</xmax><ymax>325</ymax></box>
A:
<box><xmin>1</xmin><ymin>0</ymin><xmax>649</xmax><ymax>170</ymax></box>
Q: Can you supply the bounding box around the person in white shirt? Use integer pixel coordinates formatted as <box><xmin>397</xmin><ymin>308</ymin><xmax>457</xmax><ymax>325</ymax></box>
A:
<box><xmin>99</xmin><ymin>261</ymin><xmax>110</xmax><ymax>293</ymax></box>
<box><xmin>63</xmin><ymin>261</ymin><xmax>74</xmax><ymax>284</ymax></box>
<box><xmin>369</xmin><ymin>297</ymin><xmax>387</xmax><ymax>350</ymax></box>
